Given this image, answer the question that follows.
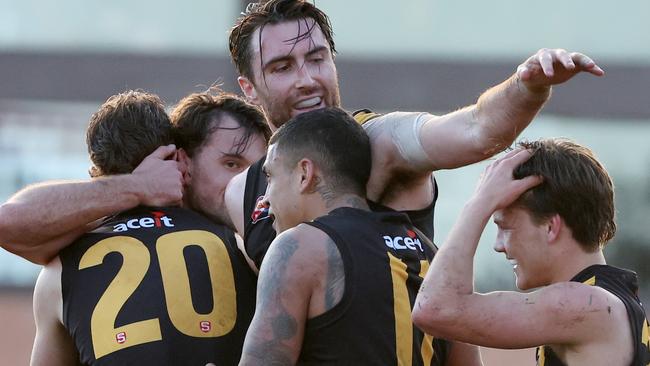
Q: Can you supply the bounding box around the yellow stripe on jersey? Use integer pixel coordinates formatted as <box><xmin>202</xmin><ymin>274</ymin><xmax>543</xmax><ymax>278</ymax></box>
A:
<box><xmin>352</xmin><ymin>110</ymin><xmax>381</xmax><ymax>125</ymax></box>
<box><xmin>643</xmin><ymin>318</ymin><xmax>649</xmax><ymax>352</ymax></box>
<box><xmin>537</xmin><ymin>345</ymin><xmax>546</xmax><ymax>365</ymax></box>
<box><xmin>583</xmin><ymin>276</ymin><xmax>596</xmax><ymax>286</ymax></box>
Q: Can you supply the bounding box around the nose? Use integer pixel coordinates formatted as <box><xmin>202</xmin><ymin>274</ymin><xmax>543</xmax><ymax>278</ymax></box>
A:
<box><xmin>294</xmin><ymin>61</ymin><xmax>316</xmax><ymax>88</ymax></box>
<box><xmin>493</xmin><ymin>239</ymin><xmax>505</xmax><ymax>254</ymax></box>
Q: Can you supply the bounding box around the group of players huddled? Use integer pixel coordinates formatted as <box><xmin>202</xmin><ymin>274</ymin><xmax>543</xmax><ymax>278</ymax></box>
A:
<box><xmin>0</xmin><ymin>1</ymin><xmax>648</xmax><ymax>365</ymax></box>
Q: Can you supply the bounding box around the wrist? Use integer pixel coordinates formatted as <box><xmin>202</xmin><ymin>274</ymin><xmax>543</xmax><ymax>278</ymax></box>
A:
<box><xmin>513</xmin><ymin>74</ymin><xmax>551</xmax><ymax>101</ymax></box>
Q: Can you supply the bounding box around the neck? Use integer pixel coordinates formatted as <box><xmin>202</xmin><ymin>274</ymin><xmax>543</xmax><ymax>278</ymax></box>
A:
<box><xmin>304</xmin><ymin>193</ymin><xmax>369</xmax><ymax>222</ymax></box>
<box><xmin>551</xmin><ymin>247</ymin><xmax>607</xmax><ymax>283</ymax></box>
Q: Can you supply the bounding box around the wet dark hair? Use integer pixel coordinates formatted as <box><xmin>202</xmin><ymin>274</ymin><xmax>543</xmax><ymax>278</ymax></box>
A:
<box><xmin>170</xmin><ymin>90</ymin><xmax>271</xmax><ymax>157</ymax></box>
<box><xmin>229</xmin><ymin>0</ymin><xmax>336</xmax><ymax>82</ymax></box>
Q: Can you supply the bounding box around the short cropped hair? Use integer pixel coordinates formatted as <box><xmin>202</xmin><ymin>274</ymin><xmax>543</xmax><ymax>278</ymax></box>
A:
<box><xmin>170</xmin><ymin>91</ymin><xmax>271</xmax><ymax>157</ymax></box>
<box><xmin>86</xmin><ymin>90</ymin><xmax>172</xmax><ymax>176</ymax></box>
<box><xmin>269</xmin><ymin>107</ymin><xmax>370</xmax><ymax>197</ymax></box>
<box><xmin>229</xmin><ymin>0</ymin><xmax>336</xmax><ymax>81</ymax></box>
<box><xmin>514</xmin><ymin>138</ymin><xmax>616</xmax><ymax>251</ymax></box>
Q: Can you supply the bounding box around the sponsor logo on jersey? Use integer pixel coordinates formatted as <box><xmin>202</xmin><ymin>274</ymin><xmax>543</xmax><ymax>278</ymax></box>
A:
<box><xmin>112</xmin><ymin>211</ymin><xmax>175</xmax><ymax>232</ymax></box>
<box><xmin>251</xmin><ymin>195</ymin><xmax>271</xmax><ymax>224</ymax></box>
<box><xmin>383</xmin><ymin>229</ymin><xmax>424</xmax><ymax>252</ymax></box>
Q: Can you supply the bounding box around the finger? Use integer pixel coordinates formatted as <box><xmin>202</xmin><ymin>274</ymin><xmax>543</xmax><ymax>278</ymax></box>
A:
<box><xmin>513</xmin><ymin>174</ymin><xmax>544</xmax><ymax>194</ymax></box>
<box><xmin>505</xmin><ymin>148</ymin><xmax>535</xmax><ymax>167</ymax></box>
<box><xmin>147</xmin><ymin>144</ymin><xmax>177</xmax><ymax>160</ymax></box>
<box><xmin>538</xmin><ymin>49</ymin><xmax>555</xmax><ymax>77</ymax></box>
<box><xmin>554</xmin><ymin>49</ymin><xmax>575</xmax><ymax>70</ymax></box>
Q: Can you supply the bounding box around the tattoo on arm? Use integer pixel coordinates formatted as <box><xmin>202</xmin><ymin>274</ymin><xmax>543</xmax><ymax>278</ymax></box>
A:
<box><xmin>324</xmin><ymin>237</ymin><xmax>345</xmax><ymax>310</ymax></box>
<box><xmin>242</xmin><ymin>235</ymin><xmax>301</xmax><ymax>365</ymax></box>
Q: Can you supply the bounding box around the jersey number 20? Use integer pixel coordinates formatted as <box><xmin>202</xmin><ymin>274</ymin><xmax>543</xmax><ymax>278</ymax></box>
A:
<box><xmin>78</xmin><ymin>230</ymin><xmax>236</xmax><ymax>359</ymax></box>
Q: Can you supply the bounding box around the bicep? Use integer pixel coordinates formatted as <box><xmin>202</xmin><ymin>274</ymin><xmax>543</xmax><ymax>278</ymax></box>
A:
<box><xmin>240</xmin><ymin>230</ymin><xmax>316</xmax><ymax>365</ymax></box>
<box><xmin>418</xmin><ymin>106</ymin><xmax>492</xmax><ymax>170</ymax></box>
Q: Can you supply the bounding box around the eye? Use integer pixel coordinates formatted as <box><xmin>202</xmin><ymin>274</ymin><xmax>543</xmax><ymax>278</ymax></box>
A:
<box><xmin>224</xmin><ymin>161</ymin><xmax>241</xmax><ymax>169</ymax></box>
<box><xmin>272</xmin><ymin>63</ymin><xmax>291</xmax><ymax>73</ymax></box>
<box><xmin>309</xmin><ymin>56</ymin><xmax>324</xmax><ymax>63</ymax></box>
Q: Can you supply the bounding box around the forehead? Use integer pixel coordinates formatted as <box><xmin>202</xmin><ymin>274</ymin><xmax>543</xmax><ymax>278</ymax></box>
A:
<box><xmin>251</xmin><ymin>19</ymin><xmax>329</xmax><ymax>63</ymax></box>
<box><xmin>494</xmin><ymin>206</ymin><xmax>533</xmax><ymax>225</ymax></box>
<box><xmin>200</xmin><ymin>114</ymin><xmax>244</xmax><ymax>153</ymax></box>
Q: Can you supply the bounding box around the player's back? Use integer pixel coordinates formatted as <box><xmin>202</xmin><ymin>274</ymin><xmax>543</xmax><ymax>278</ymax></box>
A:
<box><xmin>60</xmin><ymin>206</ymin><xmax>257</xmax><ymax>366</ymax></box>
<box><xmin>299</xmin><ymin>207</ymin><xmax>446</xmax><ymax>366</ymax></box>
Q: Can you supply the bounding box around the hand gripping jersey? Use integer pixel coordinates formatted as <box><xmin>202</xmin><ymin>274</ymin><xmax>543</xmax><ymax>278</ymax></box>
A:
<box><xmin>242</xmin><ymin>109</ymin><xmax>438</xmax><ymax>269</ymax></box>
<box><xmin>60</xmin><ymin>206</ymin><xmax>257</xmax><ymax>366</ymax></box>
<box><xmin>536</xmin><ymin>265</ymin><xmax>650</xmax><ymax>366</ymax></box>
<box><xmin>297</xmin><ymin>207</ymin><xmax>447</xmax><ymax>365</ymax></box>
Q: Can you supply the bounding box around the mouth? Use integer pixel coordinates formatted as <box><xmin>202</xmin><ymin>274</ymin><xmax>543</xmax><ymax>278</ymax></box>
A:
<box><xmin>293</xmin><ymin>96</ymin><xmax>323</xmax><ymax>111</ymax></box>
<box><xmin>507</xmin><ymin>258</ymin><xmax>518</xmax><ymax>270</ymax></box>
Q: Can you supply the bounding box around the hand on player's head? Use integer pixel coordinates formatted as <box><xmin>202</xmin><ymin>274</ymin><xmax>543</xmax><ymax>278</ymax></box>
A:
<box><xmin>132</xmin><ymin>144</ymin><xmax>184</xmax><ymax>207</ymax></box>
<box><xmin>473</xmin><ymin>148</ymin><xmax>543</xmax><ymax>212</ymax></box>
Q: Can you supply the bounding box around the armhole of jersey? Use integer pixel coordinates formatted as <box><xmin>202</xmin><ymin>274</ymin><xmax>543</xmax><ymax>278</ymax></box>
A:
<box><xmin>302</xmin><ymin>220</ymin><xmax>355</xmax><ymax>330</ymax></box>
<box><xmin>352</xmin><ymin>109</ymin><xmax>381</xmax><ymax>125</ymax></box>
<box><xmin>243</xmin><ymin>158</ymin><xmax>265</xmax><ymax>234</ymax></box>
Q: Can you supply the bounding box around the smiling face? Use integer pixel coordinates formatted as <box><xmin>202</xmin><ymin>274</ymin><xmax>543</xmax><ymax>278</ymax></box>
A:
<box><xmin>238</xmin><ymin>19</ymin><xmax>341</xmax><ymax>131</ymax></box>
<box><xmin>185</xmin><ymin>114</ymin><xmax>267</xmax><ymax>227</ymax></box>
<box><xmin>492</xmin><ymin>206</ymin><xmax>553</xmax><ymax>290</ymax></box>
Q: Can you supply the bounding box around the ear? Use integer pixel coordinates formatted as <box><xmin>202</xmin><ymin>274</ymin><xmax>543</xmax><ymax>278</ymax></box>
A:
<box><xmin>546</xmin><ymin>213</ymin><xmax>562</xmax><ymax>243</ymax></box>
<box><xmin>297</xmin><ymin>159</ymin><xmax>319</xmax><ymax>194</ymax></box>
<box><xmin>88</xmin><ymin>165</ymin><xmax>100</xmax><ymax>178</ymax></box>
<box><xmin>176</xmin><ymin>148</ymin><xmax>192</xmax><ymax>185</ymax></box>
<box><xmin>238</xmin><ymin>76</ymin><xmax>259</xmax><ymax>105</ymax></box>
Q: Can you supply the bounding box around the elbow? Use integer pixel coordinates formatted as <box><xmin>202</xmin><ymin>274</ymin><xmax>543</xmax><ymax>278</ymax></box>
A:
<box><xmin>412</xmin><ymin>295</ymin><xmax>462</xmax><ymax>338</ymax></box>
<box><xmin>1</xmin><ymin>243</ymin><xmax>53</xmax><ymax>265</ymax></box>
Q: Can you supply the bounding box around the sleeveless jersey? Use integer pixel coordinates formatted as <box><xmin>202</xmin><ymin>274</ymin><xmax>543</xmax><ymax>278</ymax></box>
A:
<box><xmin>298</xmin><ymin>207</ymin><xmax>448</xmax><ymax>365</ymax></box>
<box><xmin>536</xmin><ymin>265</ymin><xmax>650</xmax><ymax>366</ymax></box>
<box><xmin>60</xmin><ymin>206</ymin><xmax>257</xmax><ymax>366</ymax></box>
<box><xmin>242</xmin><ymin>109</ymin><xmax>437</xmax><ymax>268</ymax></box>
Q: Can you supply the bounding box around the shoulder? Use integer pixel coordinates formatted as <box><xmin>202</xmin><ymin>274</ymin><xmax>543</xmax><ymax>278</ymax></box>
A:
<box><xmin>263</xmin><ymin>225</ymin><xmax>336</xmax><ymax>277</ymax></box>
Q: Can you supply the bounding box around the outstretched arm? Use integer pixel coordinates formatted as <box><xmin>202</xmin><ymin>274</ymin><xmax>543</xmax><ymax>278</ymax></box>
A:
<box><xmin>0</xmin><ymin>145</ymin><xmax>184</xmax><ymax>264</ymax></box>
<box><xmin>365</xmin><ymin>49</ymin><xmax>603</xmax><ymax>211</ymax></box>
<box><xmin>419</xmin><ymin>49</ymin><xmax>604</xmax><ymax>171</ymax></box>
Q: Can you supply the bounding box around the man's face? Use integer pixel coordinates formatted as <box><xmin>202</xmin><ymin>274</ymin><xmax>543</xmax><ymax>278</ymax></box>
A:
<box><xmin>186</xmin><ymin>114</ymin><xmax>267</xmax><ymax>227</ymax></box>
<box><xmin>492</xmin><ymin>206</ymin><xmax>551</xmax><ymax>290</ymax></box>
<box><xmin>262</xmin><ymin>144</ymin><xmax>303</xmax><ymax>233</ymax></box>
<box><xmin>239</xmin><ymin>19</ymin><xmax>341</xmax><ymax>131</ymax></box>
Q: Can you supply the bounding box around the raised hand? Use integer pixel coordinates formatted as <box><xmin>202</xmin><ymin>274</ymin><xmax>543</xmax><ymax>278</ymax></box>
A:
<box><xmin>517</xmin><ymin>48</ymin><xmax>604</xmax><ymax>92</ymax></box>
<box><xmin>473</xmin><ymin>148</ymin><xmax>543</xmax><ymax>212</ymax></box>
<box><xmin>131</xmin><ymin>144</ymin><xmax>185</xmax><ymax>207</ymax></box>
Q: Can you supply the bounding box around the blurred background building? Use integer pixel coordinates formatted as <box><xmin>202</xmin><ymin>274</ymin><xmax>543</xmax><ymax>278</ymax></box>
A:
<box><xmin>1</xmin><ymin>0</ymin><xmax>648</xmax><ymax>364</ymax></box>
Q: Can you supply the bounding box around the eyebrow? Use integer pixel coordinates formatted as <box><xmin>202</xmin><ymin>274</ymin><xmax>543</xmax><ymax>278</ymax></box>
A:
<box><xmin>262</xmin><ymin>45</ymin><xmax>329</xmax><ymax>71</ymax></box>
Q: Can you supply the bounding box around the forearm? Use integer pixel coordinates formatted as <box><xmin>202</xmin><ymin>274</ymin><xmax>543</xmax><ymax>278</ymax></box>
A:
<box><xmin>471</xmin><ymin>75</ymin><xmax>550</xmax><ymax>156</ymax></box>
<box><xmin>413</xmin><ymin>199</ymin><xmax>491</xmax><ymax>331</ymax></box>
<box><xmin>0</xmin><ymin>176</ymin><xmax>142</xmax><ymax>261</ymax></box>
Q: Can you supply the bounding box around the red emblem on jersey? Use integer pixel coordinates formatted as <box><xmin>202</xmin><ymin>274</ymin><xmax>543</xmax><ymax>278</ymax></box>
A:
<box><xmin>116</xmin><ymin>332</ymin><xmax>127</xmax><ymax>344</ymax></box>
<box><xmin>200</xmin><ymin>321</ymin><xmax>211</xmax><ymax>333</ymax></box>
<box><xmin>251</xmin><ymin>195</ymin><xmax>270</xmax><ymax>224</ymax></box>
<box><xmin>407</xmin><ymin>229</ymin><xmax>417</xmax><ymax>238</ymax></box>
